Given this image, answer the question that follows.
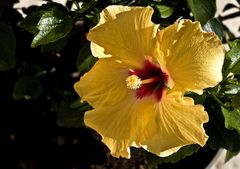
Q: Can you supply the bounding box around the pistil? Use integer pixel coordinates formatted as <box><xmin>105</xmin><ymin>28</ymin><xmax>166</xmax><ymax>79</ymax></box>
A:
<box><xmin>125</xmin><ymin>60</ymin><xmax>169</xmax><ymax>101</ymax></box>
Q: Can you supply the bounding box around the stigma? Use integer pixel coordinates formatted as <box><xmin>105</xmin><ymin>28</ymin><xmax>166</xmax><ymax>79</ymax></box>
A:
<box><xmin>126</xmin><ymin>75</ymin><xmax>142</xmax><ymax>90</ymax></box>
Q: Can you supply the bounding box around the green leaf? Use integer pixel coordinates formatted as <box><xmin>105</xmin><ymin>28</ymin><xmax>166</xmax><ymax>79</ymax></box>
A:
<box><xmin>228</xmin><ymin>40</ymin><xmax>238</xmax><ymax>48</ymax></box>
<box><xmin>222</xmin><ymin>107</ymin><xmax>240</xmax><ymax>134</ymax></box>
<box><xmin>187</xmin><ymin>0</ymin><xmax>216</xmax><ymax>24</ymax></box>
<box><xmin>225</xmin><ymin>150</ymin><xmax>240</xmax><ymax>162</ymax></box>
<box><xmin>70</xmin><ymin>99</ymin><xmax>82</xmax><ymax>109</ymax></box>
<box><xmin>0</xmin><ymin>22</ymin><xmax>16</xmax><ymax>71</ymax></box>
<box><xmin>18</xmin><ymin>3</ymin><xmax>65</xmax><ymax>34</ymax></box>
<box><xmin>205</xmin><ymin>98</ymin><xmax>240</xmax><ymax>152</ymax></box>
<box><xmin>155</xmin><ymin>5</ymin><xmax>173</xmax><ymax>18</ymax></box>
<box><xmin>224</xmin><ymin>84</ymin><xmax>240</xmax><ymax>95</ymax></box>
<box><xmin>146</xmin><ymin>145</ymin><xmax>200</xmax><ymax>168</ymax></box>
<box><xmin>76</xmin><ymin>43</ymin><xmax>97</xmax><ymax>73</ymax></box>
<box><xmin>13</xmin><ymin>76</ymin><xmax>43</xmax><ymax>100</ymax></box>
<box><xmin>18</xmin><ymin>3</ymin><xmax>73</xmax><ymax>48</ymax></box>
<box><xmin>224</xmin><ymin>151</ymin><xmax>240</xmax><ymax>163</ymax></box>
<box><xmin>31</xmin><ymin>11</ymin><xmax>73</xmax><ymax>48</ymax></box>
<box><xmin>203</xmin><ymin>18</ymin><xmax>224</xmax><ymax>40</ymax></box>
<box><xmin>225</xmin><ymin>40</ymin><xmax>240</xmax><ymax>75</ymax></box>
<box><xmin>77</xmin><ymin>0</ymin><xmax>96</xmax><ymax>14</ymax></box>
<box><xmin>77</xmin><ymin>55</ymin><xmax>97</xmax><ymax>73</ymax></box>
<box><xmin>84</xmin><ymin>7</ymin><xmax>100</xmax><ymax>26</ymax></box>
<box><xmin>222</xmin><ymin>24</ymin><xmax>235</xmax><ymax>41</ymax></box>
<box><xmin>40</xmin><ymin>30</ymin><xmax>72</xmax><ymax>52</ymax></box>
<box><xmin>232</xmin><ymin>94</ymin><xmax>240</xmax><ymax>109</ymax></box>
<box><xmin>18</xmin><ymin>10</ymin><xmax>44</xmax><ymax>34</ymax></box>
<box><xmin>110</xmin><ymin>0</ymin><xmax>124</xmax><ymax>4</ymax></box>
<box><xmin>76</xmin><ymin>43</ymin><xmax>91</xmax><ymax>65</ymax></box>
<box><xmin>57</xmin><ymin>101</ymin><xmax>91</xmax><ymax>128</ymax></box>
<box><xmin>222</xmin><ymin>79</ymin><xmax>240</xmax><ymax>96</ymax></box>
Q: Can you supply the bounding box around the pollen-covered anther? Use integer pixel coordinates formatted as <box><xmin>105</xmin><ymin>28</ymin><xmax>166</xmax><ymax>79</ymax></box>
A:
<box><xmin>126</xmin><ymin>75</ymin><xmax>142</xmax><ymax>90</ymax></box>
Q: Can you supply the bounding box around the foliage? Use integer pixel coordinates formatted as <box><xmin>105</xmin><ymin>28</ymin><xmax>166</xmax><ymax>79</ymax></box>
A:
<box><xmin>1</xmin><ymin>0</ymin><xmax>240</xmax><ymax>168</ymax></box>
<box><xmin>0</xmin><ymin>22</ymin><xmax>16</xmax><ymax>71</ymax></box>
<box><xmin>187</xmin><ymin>0</ymin><xmax>216</xmax><ymax>24</ymax></box>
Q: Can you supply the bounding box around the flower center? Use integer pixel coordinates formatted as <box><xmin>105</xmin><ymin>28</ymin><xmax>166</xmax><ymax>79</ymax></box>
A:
<box><xmin>126</xmin><ymin>60</ymin><xmax>169</xmax><ymax>101</ymax></box>
<box><xmin>126</xmin><ymin>75</ymin><xmax>142</xmax><ymax>90</ymax></box>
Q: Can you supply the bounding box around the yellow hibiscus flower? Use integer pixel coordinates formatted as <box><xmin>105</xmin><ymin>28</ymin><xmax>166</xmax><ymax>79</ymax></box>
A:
<box><xmin>74</xmin><ymin>5</ymin><xmax>224</xmax><ymax>158</ymax></box>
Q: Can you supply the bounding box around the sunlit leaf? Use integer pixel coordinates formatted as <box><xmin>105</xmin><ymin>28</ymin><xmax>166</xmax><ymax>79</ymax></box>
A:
<box><xmin>40</xmin><ymin>30</ymin><xmax>72</xmax><ymax>52</ymax></box>
<box><xmin>18</xmin><ymin>3</ymin><xmax>65</xmax><ymax>34</ymax></box>
<box><xmin>155</xmin><ymin>5</ymin><xmax>173</xmax><ymax>18</ymax></box>
<box><xmin>31</xmin><ymin>11</ymin><xmax>73</xmax><ymax>48</ymax></box>
<box><xmin>203</xmin><ymin>18</ymin><xmax>224</xmax><ymax>40</ymax></box>
<box><xmin>223</xmin><ymin>84</ymin><xmax>240</xmax><ymax>95</ymax></box>
<box><xmin>18</xmin><ymin>3</ymin><xmax>73</xmax><ymax>48</ymax></box>
<box><xmin>222</xmin><ymin>107</ymin><xmax>240</xmax><ymax>134</ymax></box>
<box><xmin>18</xmin><ymin>10</ymin><xmax>44</xmax><ymax>34</ymax></box>
<box><xmin>225</xmin><ymin>40</ymin><xmax>240</xmax><ymax>75</ymax></box>
<box><xmin>187</xmin><ymin>0</ymin><xmax>216</xmax><ymax>24</ymax></box>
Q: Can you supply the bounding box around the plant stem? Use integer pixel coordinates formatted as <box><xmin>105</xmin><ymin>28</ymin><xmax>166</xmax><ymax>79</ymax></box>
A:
<box><xmin>211</xmin><ymin>93</ymin><xmax>228</xmax><ymax>109</ymax></box>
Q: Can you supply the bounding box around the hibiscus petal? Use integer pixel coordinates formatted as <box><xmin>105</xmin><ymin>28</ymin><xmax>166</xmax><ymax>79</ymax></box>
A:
<box><xmin>143</xmin><ymin>92</ymin><xmax>209</xmax><ymax>157</ymax></box>
<box><xmin>156</xmin><ymin>19</ymin><xmax>224</xmax><ymax>94</ymax></box>
<box><xmin>74</xmin><ymin>59</ymin><xmax>129</xmax><ymax>108</ymax></box>
<box><xmin>97</xmin><ymin>5</ymin><xmax>136</xmax><ymax>25</ymax></box>
<box><xmin>87</xmin><ymin>6</ymin><xmax>159</xmax><ymax>67</ymax></box>
<box><xmin>91</xmin><ymin>5</ymin><xmax>135</xmax><ymax>59</ymax></box>
<box><xmin>84</xmin><ymin>94</ymin><xmax>158</xmax><ymax>158</ymax></box>
<box><xmin>102</xmin><ymin>137</ymin><xmax>132</xmax><ymax>158</ymax></box>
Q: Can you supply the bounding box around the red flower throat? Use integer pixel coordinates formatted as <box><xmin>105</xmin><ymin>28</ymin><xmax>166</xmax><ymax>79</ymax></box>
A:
<box><xmin>128</xmin><ymin>60</ymin><xmax>169</xmax><ymax>101</ymax></box>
